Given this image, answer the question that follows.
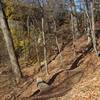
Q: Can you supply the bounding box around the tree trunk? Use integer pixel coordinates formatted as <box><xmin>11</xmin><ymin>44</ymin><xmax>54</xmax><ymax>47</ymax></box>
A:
<box><xmin>53</xmin><ymin>19</ymin><xmax>64</xmax><ymax>68</ymax></box>
<box><xmin>0</xmin><ymin>1</ymin><xmax>22</xmax><ymax>82</ymax></box>
<box><xmin>42</xmin><ymin>18</ymin><xmax>48</xmax><ymax>75</ymax></box>
<box><xmin>83</xmin><ymin>0</ymin><xmax>92</xmax><ymax>44</ymax></box>
<box><xmin>70</xmin><ymin>0</ymin><xmax>79</xmax><ymax>38</ymax></box>
<box><xmin>71</xmin><ymin>13</ymin><xmax>76</xmax><ymax>58</ymax></box>
<box><xmin>90</xmin><ymin>1</ymin><xmax>98</xmax><ymax>56</ymax></box>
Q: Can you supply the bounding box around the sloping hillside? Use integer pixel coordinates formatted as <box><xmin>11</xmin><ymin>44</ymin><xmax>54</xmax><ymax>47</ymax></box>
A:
<box><xmin>17</xmin><ymin>35</ymin><xmax>100</xmax><ymax>100</ymax></box>
<box><xmin>0</xmin><ymin>30</ymin><xmax>100</xmax><ymax>100</ymax></box>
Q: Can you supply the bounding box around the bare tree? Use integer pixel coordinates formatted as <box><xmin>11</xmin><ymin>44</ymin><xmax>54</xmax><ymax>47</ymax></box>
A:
<box><xmin>37</xmin><ymin>0</ymin><xmax>49</xmax><ymax>75</ymax></box>
<box><xmin>53</xmin><ymin>18</ymin><xmax>64</xmax><ymax>68</ymax></box>
<box><xmin>0</xmin><ymin>1</ymin><xmax>22</xmax><ymax>82</ymax></box>
<box><xmin>71</xmin><ymin>13</ymin><xmax>76</xmax><ymax>58</ymax></box>
<box><xmin>90</xmin><ymin>0</ymin><xmax>98</xmax><ymax>56</ymax></box>
<box><xmin>41</xmin><ymin>17</ymin><xmax>48</xmax><ymax>75</ymax></box>
<box><xmin>83</xmin><ymin>0</ymin><xmax>92</xmax><ymax>44</ymax></box>
<box><xmin>70</xmin><ymin>0</ymin><xmax>79</xmax><ymax>38</ymax></box>
<box><xmin>33</xmin><ymin>24</ymin><xmax>41</xmax><ymax>69</ymax></box>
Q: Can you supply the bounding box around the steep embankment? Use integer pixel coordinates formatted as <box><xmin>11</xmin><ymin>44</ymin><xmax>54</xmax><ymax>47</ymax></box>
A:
<box><xmin>0</xmin><ymin>34</ymin><xmax>100</xmax><ymax>100</ymax></box>
<box><xmin>61</xmin><ymin>51</ymin><xmax>100</xmax><ymax>100</ymax></box>
<box><xmin>18</xmin><ymin>35</ymin><xmax>100</xmax><ymax>100</ymax></box>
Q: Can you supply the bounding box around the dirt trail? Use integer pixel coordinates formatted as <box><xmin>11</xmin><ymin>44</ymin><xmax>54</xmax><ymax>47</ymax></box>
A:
<box><xmin>0</xmin><ymin>35</ymin><xmax>99</xmax><ymax>100</ymax></box>
<box><xmin>18</xmin><ymin>35</ymin><xmax>92</xmax><ymax>100</ymax></box>
<box><xmin>22</xmin><ymin>69</ymin><xmax>83</xmax><ymax>100</ymax></box>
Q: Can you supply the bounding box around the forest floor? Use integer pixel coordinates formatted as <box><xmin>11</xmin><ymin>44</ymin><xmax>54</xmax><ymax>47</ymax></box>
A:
<box><xmin>0</xmin><ymin>33</ymin><xmax>100</xmax><ymax>100</ymax></box>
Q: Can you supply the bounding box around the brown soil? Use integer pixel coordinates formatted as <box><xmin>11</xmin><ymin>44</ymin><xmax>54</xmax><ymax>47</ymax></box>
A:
<box><xmin>0</xmin><ymin>35</ymin><xmax>100</xmax><ymax>100</ymax></box>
